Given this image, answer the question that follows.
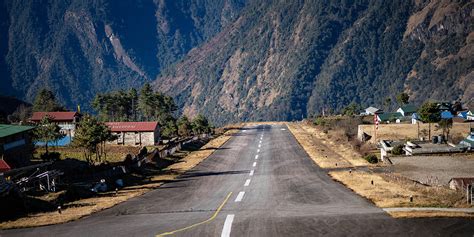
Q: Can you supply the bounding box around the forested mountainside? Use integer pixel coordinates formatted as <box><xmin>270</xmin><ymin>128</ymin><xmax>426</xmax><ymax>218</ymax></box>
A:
<box><xmin>155</xmin><ymin>0</ymin><xmax>473</xmax><ymax>125</ymax></box>
<box><xmin>0</xmin><ymin>0</ymin><xmax>246</xmax><ymax>111</ymax></box>
<box><xmin>1</xmin><ymin>0</ymin><xmax>472</xmax><ymax>125</ymax></box>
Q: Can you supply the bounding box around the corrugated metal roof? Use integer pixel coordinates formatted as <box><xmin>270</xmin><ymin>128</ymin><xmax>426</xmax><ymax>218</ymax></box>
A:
<box><xmin>0</xmin><ymin>159</ymin><xmax>11</xmax><ymax>172</ymax></box>
<box><xmin>365</xmin><ymin>107</ymin><xmax>382</xmax><ymax>113</ymax></box>
<box><xmin>31</xmin><ymin>112</ymin><xmax>79</xmax><ymax>121</ymax></box>
<box><xmin>105</xmin><ymin>122</ymin><xmax>159</xmax><ymax>132</ymax></box>
<box><xmin>377</xmin><ymin>112</ymin><xmax>403</xmax><ymax>121</ymax></box>
<box><xmin>399</xmin><ymin>105</ymin><xmax>417</xmax><ymax>113</ymax></box>
<box><xmin>0</xmin><ymin>124</ymin><xmax>35</xmax><ymax>138</ymax></box>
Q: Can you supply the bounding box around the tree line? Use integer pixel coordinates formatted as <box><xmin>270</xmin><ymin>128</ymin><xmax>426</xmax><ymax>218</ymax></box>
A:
<box><xmin>91</xmin><ymin>83</ymin><xmax>212</xmax><ymax>138</ymax></box>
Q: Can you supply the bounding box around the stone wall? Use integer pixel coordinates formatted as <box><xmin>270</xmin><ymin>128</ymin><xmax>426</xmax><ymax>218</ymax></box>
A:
<box><xmin>358</xmin><ymin>123</ymin><xmax>471</xmax><ymax>143</ymax></box>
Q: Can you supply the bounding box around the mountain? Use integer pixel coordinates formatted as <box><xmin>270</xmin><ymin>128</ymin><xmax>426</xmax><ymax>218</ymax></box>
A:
<box><xmin>154</xmin><ymin>0</ymin><xmax>473</xmax><ymax>125</ymax></box>
<box><xmin>1</xmin><ymin>0</ymin><xmax>472</xmax><ymax>125</ymax></box>
<box><xmin>0</xmin><ymin>0</ymin><xmax>246</xmax><ymax>111</ymax></box>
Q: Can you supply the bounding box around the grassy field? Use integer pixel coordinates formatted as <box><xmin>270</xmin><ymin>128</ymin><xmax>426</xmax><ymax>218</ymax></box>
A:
<box><xmin>0</xmin><ymin>128</ymin><xmax>241</xmax><ymax>230</ymax></box>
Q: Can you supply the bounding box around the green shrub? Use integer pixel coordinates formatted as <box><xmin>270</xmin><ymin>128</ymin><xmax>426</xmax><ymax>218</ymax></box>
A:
<box><xmin>391</xmin><ymin>144</ymin><xmax>404</xmax><ymax>155</ymax></box>
<box><xmin>364</xmin><ymin>154</ymin><xmax>378</xmax><ymax>164</ymax></box>
<box><xmin>314</xmin><ymin>117</ymin><xmax>327</xmax><ymax>126</ymax></box>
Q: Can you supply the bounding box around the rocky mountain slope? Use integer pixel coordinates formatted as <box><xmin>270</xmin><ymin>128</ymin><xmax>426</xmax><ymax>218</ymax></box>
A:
<box><xmin>154</xmin><ymin>0</ymin><xmax>473</xmax><ymax>124</ymax></box>
<box><xmin>0</xmin><ymin>0</ymin><xmax>245</xmax><ymax>111</ymax></box>
<box><xmin>0</xmin><ymin>0</ymin><xmax>472</xmax><ymax>125</ymax></box>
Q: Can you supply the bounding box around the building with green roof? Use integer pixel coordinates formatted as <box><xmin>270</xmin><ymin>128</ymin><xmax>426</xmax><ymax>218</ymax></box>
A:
<box><xmin>376</xmin><ymin>112</ymin><xmax>404</xmax><ymax>123</ymax></box>
<box><xmin>0</xmin><ymin>124</ymin><xmax>35</xmax><ymax>169</ymax></box>
<box><xmin>396</xmin><ymin>104</ymin><xmax>417</xmax><ymax>117</ymax></box>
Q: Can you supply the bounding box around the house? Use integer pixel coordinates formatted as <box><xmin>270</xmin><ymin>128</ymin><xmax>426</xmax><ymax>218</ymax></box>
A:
<box><xmin>0</xmin><ymin>124</ymin><xmax>35</xmax><ymax>168</ymax></box>
<box><xmin>396</xmin><ymin>105</ymin><xmax>417</xmax><ymax>117</ymax></box>
<box><xmin>449</xmin><ymin>177</ymin><xmax>474</xmax><ymax>190</ymax></box>
<box><xmin>106</xmin><ymin>122</ymin><xmax>160</xmax><ymax>146</ymax></box>
<box><xmin>30</xmin><ymin>112</ymin><xmax>81</xmax><ymax>138</ymax></box>
<box><xmin>467</xmin><ymin>110</ymin><xmax>474</xmax><ymax>120</ymax></box>
<box><xmin>377</xmin><ymin>112</ymin><xmax>403</xmax><ymax>123</ymax></box>
<box><xmin>456</xmin><ymin>110</ymin><xmax>468</xmax><ymax>119</ymax></box>
<box><xmin>459</xmin><ymin>128</ymin><xmax>474</xmax><ymax>150</ymax></box>
<box><xmin>365</xmin><ymin>107</ymin><xmax>383</xmax><ymax>115</ymax></box>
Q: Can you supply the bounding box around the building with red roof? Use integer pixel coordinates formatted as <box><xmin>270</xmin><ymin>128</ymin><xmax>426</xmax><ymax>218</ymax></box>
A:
<box><xmin>105</xmin><ymin>122</ymin><xmax>160</xmax><ymax>146</ymax></box>
<box><xmin>0</xmin><ymin>159</ymin><xmax>11</xmax><ymax>173</ymax></box>
<box><xmin>30</xmin><ymin>112</ymin><xmax>81</xmax><ymax>138</ymax></box>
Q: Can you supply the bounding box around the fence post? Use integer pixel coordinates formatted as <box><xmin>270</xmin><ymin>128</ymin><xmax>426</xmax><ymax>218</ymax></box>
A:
<box><xmin>468</xmin><ymin>185</ymin><xmax>472</xmax><ymax>204</ymax></box>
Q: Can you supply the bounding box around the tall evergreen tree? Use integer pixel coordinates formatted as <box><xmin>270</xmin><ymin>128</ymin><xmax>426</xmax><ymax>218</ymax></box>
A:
<box><xmin>33</xmin><ymin>115</ymin><xmax>64</xmax><ymax>155</ymax></box>
<box><xmin>418</xmin><ymin>101</ymin><xmax>441</xmax><ymax>139</ymax></box>
<box><xmin>177</xmin><ymin>116</ymin><xmax>192</xmax><ymax>137</ymax></box>
<box><xmin>33</xmin><ymin>88</ymin><xmax>64</xmax><ymax>112</ymax></box>
<box><xmin>73</xmin><ymin>115</ymin><xmax>117</xmax><ymax>164</ymax></box>
<box><xmin>139</xmin><ymin>83</ymin><xmax>155</xmax><ymax>120</ymax></box>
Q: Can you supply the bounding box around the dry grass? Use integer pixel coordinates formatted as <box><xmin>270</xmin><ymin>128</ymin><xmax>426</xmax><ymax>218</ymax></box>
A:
<box><xmin>388</xmin><ymin>211</ymin><xmax>474</xmax><ymax>218</ymax></box>
<box><xmin>0</xmin><ymin>128</ymin><xmax>240</xmax><ymax>230</ymax></box>
<box><xmin>287</xmin><ymin>122</ymin><xmax>369</xmax><ymax>168</ymax></box>
<box><xmin>329</xmin><ymin>170</ymin><xmax>467</xmax><ymax>208</ymax></box>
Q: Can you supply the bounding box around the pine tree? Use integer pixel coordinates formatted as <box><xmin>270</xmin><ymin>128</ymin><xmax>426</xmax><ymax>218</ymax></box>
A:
<box><xmin>33</xmin><ymin>88</ymin><xmax>64</xmax><ymax>112</ymax></box>
<box><xmin>34</xmin><ymin>115</ymin><xmax>64</xmax><ymax>155</ymax></box>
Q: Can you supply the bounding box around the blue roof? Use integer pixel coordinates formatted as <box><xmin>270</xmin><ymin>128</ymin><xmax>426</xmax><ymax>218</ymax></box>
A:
<box><xmin>441</xmin><ymin>111</ymin><xmax>453</xmax><ymax>119</ymax></box>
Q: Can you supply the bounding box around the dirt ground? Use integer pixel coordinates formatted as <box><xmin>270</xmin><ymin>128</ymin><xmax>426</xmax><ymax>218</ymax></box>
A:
<box><xmin>0</xmin><ymin>128</ymin><xmax>241</xmax><ymax>230</ymax></box>
<box><xmin>358</xmin><ymin>123</ymin><xmax>471</xmax><ymax>143</ymax></box>
<box><xmin>390</xmin><ymin>154</ymin><xmax>474</xmax><ymax>186</ymax></box>
<box><xmin>287</xmin><ymin>122</ymin><xmax>369</xmax><ymax>168</ymax></box>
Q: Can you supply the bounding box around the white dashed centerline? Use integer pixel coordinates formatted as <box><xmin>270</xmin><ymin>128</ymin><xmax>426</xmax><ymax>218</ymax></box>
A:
<box><xmin>235</xmin><ymin>191</ymin><xmax>245</xmax><ymax>202</ymax></box>
<box><xmin>258</xmin><ymin>144</ymin><xmax>261</xmax><ymax>148</ymax></box>
<box><xmin>257</xmin><ymin>149</ymin><xmax>260</xmax><ymax>153</ymax></box>
<box><xmin>221</xmin><ymin>214</ymin><xmax>235</xmax><ymax>237</ymax></box>
<box><xmin>252</xmin><ymin>162</ymin><xmax>257</xmax><ymax>167</ymax></box>
<box><xmin>244</xmin><ymin>179</ymin><xmax>251</xmax><ymax>186</ymax></box>
<box><xmin>255</xmin><ymin>155</ymin><xmax>259</xmax><ymax>160</ymax></box>
<box><xmin>249</xmin><ymin>170</ymin><xmax>254</xmax><ymax>176</ymax></box>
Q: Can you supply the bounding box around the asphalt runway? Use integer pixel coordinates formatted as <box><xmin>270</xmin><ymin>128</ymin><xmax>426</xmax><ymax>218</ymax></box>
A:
<box><xmin>1</xmin><ymin>124</ymin><xmax>473</xmax><ymax>236</ymax></box>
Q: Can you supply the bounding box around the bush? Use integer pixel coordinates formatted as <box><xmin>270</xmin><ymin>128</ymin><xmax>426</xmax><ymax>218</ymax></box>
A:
<box><xmin>314</xmin><ymin>116</ymin><xmax>327</xmax><ymax>126</ymax></box>
<box><xmin>364</xmin><ymin>154</ymin><xmax>378</xmax><ymax>164</ymax></box>
<box><xmin>391</xmin><ymin>144</ymin><xmax>404</xmax><ymax>155</ymax></box>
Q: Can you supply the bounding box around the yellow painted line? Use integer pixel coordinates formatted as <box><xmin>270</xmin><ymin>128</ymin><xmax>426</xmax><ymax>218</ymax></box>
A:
<box><xmin>156</xmin><ymin>192</ymin><xmax>233</xmax><ymax>236</ymax></box>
